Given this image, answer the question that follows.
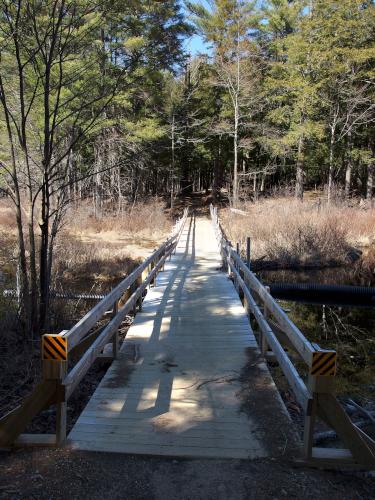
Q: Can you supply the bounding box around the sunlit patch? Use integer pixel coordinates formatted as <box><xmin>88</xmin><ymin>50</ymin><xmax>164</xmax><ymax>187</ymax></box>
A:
<box><xmin>151</xmin><ymin>411</ymin><xmax>211</xmax><ymax>434</ymax></box>
<box><xmin>140</xmin><ymin>384</ymin><xmax>160</xmax><ymax>400</ymax></box>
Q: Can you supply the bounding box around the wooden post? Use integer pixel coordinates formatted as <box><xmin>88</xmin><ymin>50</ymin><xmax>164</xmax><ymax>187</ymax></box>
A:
<box><xmin>246</xmin><ymin>237</ymin><xmax>251</xmax><ymax>269</ymax></box>
<box><xmin>150</xmin><ymin>254</ymin><xmax>156</xmax><ymax>286</ymax></box>
<box><xmin>56</xmin><ymin>378</ymin><xmax>67</xmax><ymax>446</ymax></box>
<box><xmin>261</xmin><ymin>286</ymin><xmax>271</xmax><ymax>355</ymax></box>
<box><xmin>303</xmin><ymin>373</ymin><xmax>337</xmax><ymax>461</ymax></box>
<box><xmin>43</xmin><ymin>358</ymin><xmax>67</xmax><ymax>446</ymax></box>
<box><xmin>161</xmin><ymin>248</ymin><xmax>165</xmax><ymax>272</ymax></box>
<box><xmin>303</xmin><ymin>380</ymin><xmax>318</xmax><ymax>460</ymax></box>
<box><xmin>227</xmin><ymin>242</ymin><xmax>232</xmax><ymax>275</ymax></box>
<box><xmin>112</xmin><ymin>300</ymin><xmax>119</xmax><ymax>359</ymax></box>
<box><xmin>235</xmin><ymin>243</ymin><xmax>240</xmax><ymax>292</ymax></box>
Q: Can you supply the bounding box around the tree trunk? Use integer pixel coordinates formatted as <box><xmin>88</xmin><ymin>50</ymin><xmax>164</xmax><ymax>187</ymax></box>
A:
<box><xmin>295</xmin><ymin>135</ymin><xmax>304</xmax><ymax>200</ymax></box>
<box><xmin>171</xmin><ymin>113</ymin><xmax>175</xmax><ymax>209</ymax></box>
<box><xmin>345</xmin><ymin>131</ymin><xmax>352</xmax><ymax>199</ymax></box>
<box><xmin>39</xmin><ymin>172</ymin><xmax>51</xmax><ymax>332</ymax></box>
<box><xmin>367</xmin><ymin>164</ymin><xmax>374</xmax><ymax>201</ymax></box>
<box><xmin>260</xmin><ymin>173</ymin><xmax>265</xmax><ymax>192</ymax></box>
<box><xmin>327</xmin><ymin>128</ymin><xmax>335</xmax><ymax>204</ymax></box>
<box><xmin>233</xmin><ymin>99</ymin><xmax>239</xmax><ymax>207</ymax></box>
<box><xmin>367</xmin><ymin>140</ymin><xmax>375</xmax><ymax>201</ymax></box>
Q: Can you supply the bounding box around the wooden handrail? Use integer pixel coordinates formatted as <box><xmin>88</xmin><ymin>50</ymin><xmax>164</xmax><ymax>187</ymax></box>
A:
<box><xmin>63</xmin><ymin>206</ymin><xmax>189</xmax><ymax>384</ymax></box>
<box><xmin>226</xmin><ymin>245</ymin><xmax>320</xmax><ymax>366</ymax></box>
<box><xmin>0</xmin><ymin>208</ymin><xmax>189</xmax><ymax>449</ymax></box>
<box><xmin>209</xmin><ymin>204</ymin><xmax>375</xmax><ymax>469</ymax></box>
<box><xmin>63</xmin><ymin>245</ymin><xmax>172</xmax><ymax>399</ymax></box>
<box><xmin>226</xmin><ymin>256</ymin><xmax>312</xmax><ymax>413</ymax></box>
<box><xmin>61</xmin><ymin>208</ymin><xmax>188</xmax><ymax>351</ymax></box>
<box><xmin>209</xmin><ymin>204</ymin><xmax>334</xmax><ymax>369</ymax></box>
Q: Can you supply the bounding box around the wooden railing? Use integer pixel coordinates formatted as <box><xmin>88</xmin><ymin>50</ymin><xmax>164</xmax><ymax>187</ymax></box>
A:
<box><xmin>210</xmin><ymin>204</ymin><xmax>375</xmax><ymax>469</ymax></box>
<box><xmin>0</xmin><ymin>208</ymin><xmax>189</xmax><ymax>449</ymax></box>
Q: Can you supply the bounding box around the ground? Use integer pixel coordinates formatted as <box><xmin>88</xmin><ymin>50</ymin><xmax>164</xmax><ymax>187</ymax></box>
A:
<box><xmin>0</xmin><ymin>448</ymin><xmax>374</xmax><ymax>500</ymax></box>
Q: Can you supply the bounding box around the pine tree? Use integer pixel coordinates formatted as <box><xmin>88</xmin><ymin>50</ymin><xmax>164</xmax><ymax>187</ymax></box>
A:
<box><xmin>187</xmin><ymin>0</ymin><xmax>260</xmax><ymax>206</ymax></box>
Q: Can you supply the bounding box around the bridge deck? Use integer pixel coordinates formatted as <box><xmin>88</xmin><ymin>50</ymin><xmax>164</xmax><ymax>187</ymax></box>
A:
<box><xmin>69</xmin><ymin>216</ymin><xmax>294</xmax><ymax>459</ymax></box>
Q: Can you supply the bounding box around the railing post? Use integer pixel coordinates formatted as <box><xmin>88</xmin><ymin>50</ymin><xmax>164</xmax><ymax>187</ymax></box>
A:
<box><xmin>42</xmin><ymin>335</ymin><xmax>68</xmax><ymax>446</ymax></box>
<box><xmin>235</xmin><ymin>243</ymin><xmax>240</xmax><ymax>292</ymax></box>
<box><xmin>161</xmin><ymin>247</ymin><xmax>165</xmax><ymax>272</ymax></box>
<box><xmin>150</xmin><ymin>254</ymin><xmax>156</xmax><ymax>287</ymax></box>
<box><xmin>303</xmin><ymin>373</ymin><xmax>335</xmax><ymax>460</ymax></box>
<box><xmin>227</xmin><ymin>242</ymin><xmax>232</xmax><ymax>276</ymax></box>
<box><xmin>303</xmin><ymin>375</ymin><xmax>319</xmax><ymax>460</ymax></box>
<box><xmin>246</xmin><ymin>237</ymin><xmax>251</xmax><ymax>269</ymax></box>
<box><xmin>112</xmin><ymin>300</ymin><xmax>119</xmax><ymax>358</ymax></box>
<box><xmin>261</xmin><ymin>286</ymin><xmax>271</xmax><ymax>355</ymax></box>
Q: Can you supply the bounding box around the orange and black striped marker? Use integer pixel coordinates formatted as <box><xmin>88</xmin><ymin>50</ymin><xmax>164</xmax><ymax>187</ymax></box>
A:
<box><xmin>311</xmin><ymin>350</ymin><xmax>336</xmax><ymax>376</ymax></box>
<box><xmin>42</xmin><ymin>334</ymin><xmax>68</xmax><ymax>361</ymax></box>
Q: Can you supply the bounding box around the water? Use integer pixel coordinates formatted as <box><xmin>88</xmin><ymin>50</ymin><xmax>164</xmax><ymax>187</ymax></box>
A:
<box><xmin>257</xmin><ymin>267</ymin><xmax>375</xmax><ymax>396</ymax></box>
<box><xmin>258</xmin><ymin>266</ymin><xmax>371</xmax><ymax>287</ymax></box>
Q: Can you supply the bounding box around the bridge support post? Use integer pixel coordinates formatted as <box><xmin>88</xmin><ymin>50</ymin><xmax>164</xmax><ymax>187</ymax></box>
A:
<box><xmin>227</xmin><ymin>242</ymin><xmax>232</xmax><ymax>275</ymax></box>
<box><xmin>246</xmin><ymin>237</ymin><xmax>251</xmax><ymax>269</ymax></box>
<box><xmin>302</xmin><ymin>373</ymin><xmax>375</xmax><ymax>468</ymax></box>
<box><xmin>43</xmin><ymin>359</ymin><xmax>67</xmax><ymax>446</ymax></box>
<box><xmin>261</xmin><ymin>287</ymin><xmax>271</xmax><ymax>355</ymax></box>
<box><xmin>303</xmin><ymin>379</ymin><xmax>318</xmax><ymax>460</ymax></box>
<box><xmin>112</xmin><ymin>300</ymin><xmax>119</xmax><ymax>359</ymax></box>
<box><xmin>150</xmin><ymin>254</ymin><xmax>156</xmax><ymax>287</ymax></box>
<box><xmin>235</xmin><ymin>243</ymin><xmax>241</xmax><ymax>294</ymax></box>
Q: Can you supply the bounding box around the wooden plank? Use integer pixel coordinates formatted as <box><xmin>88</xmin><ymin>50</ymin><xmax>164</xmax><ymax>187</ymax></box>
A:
<box><xmin>75</xmin><ymin>416</ymin><xmax>255</xmax><ymax>431</ymax></box>
<box><xmin>68</xmin><ymin>439</ymin><xmax>262</xmax><ymax>459</ymax></box>
<box><xmin>69</xmin><ymin>430</ymin><xmax>259</xmax><ymax>450</ymax></box>
<box><xmin>302</xmin><ymin>447</ymin><xmax>366</xmax><ymax>469</ymax></box>
<box><xmin>71</xmin><ymin>423</ymin><xmax>251</xmax><ymax>440</ymax></box>
<box><xmin>0</xmin><ymin>381</ymin><xmax>58</xmax><ymax>447</ymax></box>
<box><xmin>15</xmin><ymin>434</ymin><xmax>57</xmax><ymax>447</ymax></box>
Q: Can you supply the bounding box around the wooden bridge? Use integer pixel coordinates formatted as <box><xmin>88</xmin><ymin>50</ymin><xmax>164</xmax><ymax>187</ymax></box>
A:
<box><xmin>1</xmin><ymin>207</ymin><xmax>375</xmax><ymax>469</ymax></box>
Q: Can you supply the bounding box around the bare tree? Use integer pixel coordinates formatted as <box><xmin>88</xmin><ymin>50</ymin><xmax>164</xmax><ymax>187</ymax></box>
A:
<box><xmin>0</xmin><ymin>0</ymin><xmax>128</xmax><ymax>332</ymax></box>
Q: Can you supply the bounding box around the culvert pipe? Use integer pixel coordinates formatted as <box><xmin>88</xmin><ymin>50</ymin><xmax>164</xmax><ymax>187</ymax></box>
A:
<box><xmin>268</xmin><ymin>283</ymin><xmax>375</xmax><ymax>307</ymax></box>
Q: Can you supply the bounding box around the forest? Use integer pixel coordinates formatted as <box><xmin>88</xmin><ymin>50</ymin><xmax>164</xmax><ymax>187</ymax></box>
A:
<box><xmin>0</xmin><ymin>0</ymin><xmax>374</xmax><ymax>334</ymax></box>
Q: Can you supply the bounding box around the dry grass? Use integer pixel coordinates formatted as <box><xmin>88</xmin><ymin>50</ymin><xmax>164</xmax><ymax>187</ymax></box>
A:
<box><xmin>57</xmin><ymin>201</ymin><xmax>170</xmax><ymax>291</ymax></box>
<box><xmin>221</xmin><ymin>197</ymin><xmax>375</xmax><ymax>268</ymax></box>
<box><xmin>54</xmin><ymin>200</ymin><xmax>171</xmax><ymax>291</ymax></box>
<box><xmin>0</xmin><ymin>198</ymin><xmax>172</xmax><ymax>294</ymax></box>
<box><xmin>67</xmin><ymin>200</ymin><xmax>170</xmax><ymax>241</ymax></box>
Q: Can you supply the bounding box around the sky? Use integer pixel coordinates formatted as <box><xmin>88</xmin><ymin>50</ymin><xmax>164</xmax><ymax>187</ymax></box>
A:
<box><xmin>180</xmin><ymin>0</ymin><xmax>212</xmax><ymax>56</ymax></box>
<box><xmin>184</xmin><ymin>34</ymin><xmax>211</xmax><ymax>56</ymax></box>
<box><xmin>180</xmin><ymin>0</ymin><xmax>268</xmax><ymax>56</ymax></box>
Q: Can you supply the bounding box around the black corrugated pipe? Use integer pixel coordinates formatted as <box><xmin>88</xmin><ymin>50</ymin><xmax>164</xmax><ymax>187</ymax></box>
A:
<box><xmin>268</xmin><ymin>283</ymin><xmax>375</xmax><ymax>307</ymax></box>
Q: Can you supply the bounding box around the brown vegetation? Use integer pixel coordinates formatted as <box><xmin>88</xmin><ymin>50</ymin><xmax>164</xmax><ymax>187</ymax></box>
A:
<box><xmin>221</xmin><ymin>197</ymin><xmax>375</xmax><ymax>273</ymax></box>
<box><xmin>0</xmin><ymin>198</ymin><xmax>171</xmax><ymax>294</ymax></box>
<box><xmin>54</xmin><ymin>200</ymin><xmax>170</xmax><ymax>292</ymax></box>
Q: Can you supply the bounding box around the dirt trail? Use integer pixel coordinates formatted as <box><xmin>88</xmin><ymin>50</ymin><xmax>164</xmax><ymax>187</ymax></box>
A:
<box><xmin>1</xmin><ymin>448</ymin><xmax>374</xmax><ymax>500</ymax></box>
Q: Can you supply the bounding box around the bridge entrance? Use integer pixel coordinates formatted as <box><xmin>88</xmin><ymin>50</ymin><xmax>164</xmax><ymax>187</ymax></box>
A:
<box><xmin>68</xmin><ymin>216</ymin><xmax>295</xmax><ymax>458</ymax></box>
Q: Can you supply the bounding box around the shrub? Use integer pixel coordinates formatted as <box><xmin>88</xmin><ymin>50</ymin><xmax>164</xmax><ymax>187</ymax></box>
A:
<box><xmin>220</xmin><ymin>197</ymin><xmax>375</xmax><ymax>268</ymax></box>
